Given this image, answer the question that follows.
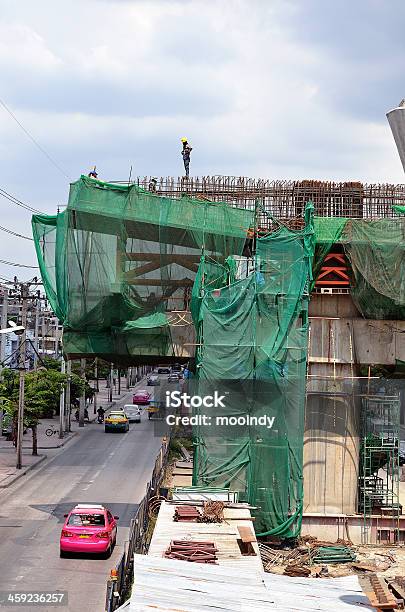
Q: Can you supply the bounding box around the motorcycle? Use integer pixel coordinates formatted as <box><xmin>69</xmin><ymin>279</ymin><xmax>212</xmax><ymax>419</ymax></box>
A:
<box><xmin>74</xmin><ymin>408</ymin><xmax>90</xmax><ymax>422</ymax></box>
<box><xmin>97</xmin><ymin>413</ymin><xmax>105</xmax><ymax>424</ymax></box>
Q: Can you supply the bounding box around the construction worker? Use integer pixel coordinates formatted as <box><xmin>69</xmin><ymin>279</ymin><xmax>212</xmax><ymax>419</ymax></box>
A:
<box><xmin>88</xmin><ymin>166</ymin><xmax>98</xmax><ymax>179</ymax></box>
<box><xmin>148</xmin><ymin>177</ymin><xmax>157</xmax><ymax>192</ymax></box>
<box><xmin>181</xmin><ymin>138</ymin><xmax>192</xmax><ymax>178</ymax></box>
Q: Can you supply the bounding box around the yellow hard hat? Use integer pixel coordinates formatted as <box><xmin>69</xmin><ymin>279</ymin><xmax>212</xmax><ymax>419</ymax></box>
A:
<box><xmin>181</xmin><ymin>137</ymin><xmax>188</xmax><ymax>142</ymax></box>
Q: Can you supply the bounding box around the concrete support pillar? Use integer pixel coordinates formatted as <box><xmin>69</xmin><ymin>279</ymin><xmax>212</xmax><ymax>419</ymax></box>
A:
<box><xmin>304</xmin><ymin>363</ymin><xmax>360</xmax><ymax>514</ymax></box>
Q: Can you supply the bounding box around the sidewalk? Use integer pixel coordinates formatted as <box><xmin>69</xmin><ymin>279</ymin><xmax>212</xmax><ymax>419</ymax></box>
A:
<box><xmin>0</xmin><ymin>376</ymin><xmax>135</xmax><ymax>489</ymax></box>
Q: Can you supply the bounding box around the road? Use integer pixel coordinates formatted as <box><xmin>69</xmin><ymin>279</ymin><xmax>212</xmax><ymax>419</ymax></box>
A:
<box><xmin>0</xmin><ymin>380</ymin><xmax>163</xmax><ymax>612</ymax></box>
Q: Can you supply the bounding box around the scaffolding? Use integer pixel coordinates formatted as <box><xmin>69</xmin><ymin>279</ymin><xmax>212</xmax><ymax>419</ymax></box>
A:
<box><xmin>359</xmin><ymin>394</ymin><xmax>401</xmax><ymax>544</ymax></box>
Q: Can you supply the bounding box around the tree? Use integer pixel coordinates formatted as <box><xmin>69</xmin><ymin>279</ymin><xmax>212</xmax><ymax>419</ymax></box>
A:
<box><xmin>24</xmin><ymin>369</ymin><xmax>67</xmax><ymax>455</ymax></box>
<box><xmin>1</xmin><ymin>368</ymin><xmax>67</xmax><ymax>455</ymax></box>
<box><xmin>1</xmin><ymin>362</ymin><xmax>92</xmax><ymax>455</ymax></box>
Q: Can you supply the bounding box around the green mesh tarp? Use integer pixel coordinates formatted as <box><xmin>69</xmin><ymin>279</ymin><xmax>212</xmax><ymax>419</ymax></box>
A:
<box><xmin>313</xmin><ymin>216</ymin><xmax>405</xmax><ymax>319</ymax></box>
<box><xmin>341</xmin><ymin>218</ymin><xmax>405</xmax><ymax>319</ymax></box>
<box><xmin>32</xmin><ymin>176</ymin><xmax>254</xmax><ymax>362</ymax></box>
<box><xmin>192</xmin><ymin>206</ymin><xmax>315</xmax><ymax>537</ymax></box>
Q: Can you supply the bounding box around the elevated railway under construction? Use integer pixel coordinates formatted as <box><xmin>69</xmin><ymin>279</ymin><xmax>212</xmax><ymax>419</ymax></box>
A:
<box><xmin>32</xmin><ymin>175</ymin><xmax>405</xmax><ymax>542</ymax></box>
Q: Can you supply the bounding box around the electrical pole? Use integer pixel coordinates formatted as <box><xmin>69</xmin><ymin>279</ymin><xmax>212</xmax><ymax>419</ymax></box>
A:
<box><xmin>65</xmin><ymin>360</ymin><xmax>71</xmax><ymax>433</ymax></box>
<box><xmin>0</xmin><ymin>292</ymin><xmax>8</xmax><ymax>364</ymax></box>
<box><xmin>118</xmin><ymin>367</ymin><xmax>121</xmax><ymax>396</ymax></box>
<box><xmin>0</xmin><ymin>292</ymin><xmax>8</xmax><ymax>436</ymax></box>
<box><xmin>79</xmin><ymin>358</ymin><xmax>86</xmax><ymax>427</ymax></box>
<box><xmin>109</xmin><ymin>363</ymin><xmax>113</xmax><ymax>404</ymax></box>
<box><xmin>16</xmin><ymin>284</ymin><xmax>28</xmax><ymax>470</ymax></box>
<box><xmin>33</xmin><ymin>298</ymin><xmax>40</xmax><ymax>370</ymax></box>
<box><xmin>93</xmin><ymin>358</ymin><xmax>98</xmax><ymax>415</ymax></box>
<box><xmin>59</xmin><ymin>358</ymin><xmax>65</xmax><ymax>438</ymax></box>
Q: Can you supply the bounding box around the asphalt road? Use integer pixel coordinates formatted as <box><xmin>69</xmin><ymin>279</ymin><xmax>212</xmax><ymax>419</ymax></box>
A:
<box><xmin>0</xmin><ymin>380</ymin><xmax>163</xmax><ymax>612</ymax></box>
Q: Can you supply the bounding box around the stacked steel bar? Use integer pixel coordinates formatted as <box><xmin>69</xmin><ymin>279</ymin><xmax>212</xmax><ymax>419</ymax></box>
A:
<box><xmin>173</xmin><ymin>506</ymin><xmax>201</xmax><ymax>522</ymax></box>
<box><xmin>164</xmin><ymin>540</ymin><xmax>218</xmax><ymax>564</ymax></box>
<box><xmin>311</xmin><ymin>545</ymin><xmax>356</xmax><ymax>564</ymax></box>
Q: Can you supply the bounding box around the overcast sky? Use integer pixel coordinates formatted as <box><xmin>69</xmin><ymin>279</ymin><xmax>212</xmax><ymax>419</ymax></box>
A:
<box><xmin>1</xmin><ymin>0</ymin><xmax>405</xmax><ymax>281</ymax></box>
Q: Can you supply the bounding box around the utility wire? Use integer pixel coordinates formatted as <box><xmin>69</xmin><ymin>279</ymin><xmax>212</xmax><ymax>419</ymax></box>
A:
<box><xmin>0</xmin><ymin>259</ymin><xmax>38</xmax><ymax>269</ymax></box>
<box><xmin>0</xmin><ymin>98</ymin><xmax>71</xmax><ymax>180</ymax></box>
<box><xmin>0</xmin><ymin>224</ymin><xmax>33</xmax><ymax>241</ymax></box>
<box><xmin>0</xmin><ymin>187</ymin><xmax>41</xmax><ymax>214</ymax></box>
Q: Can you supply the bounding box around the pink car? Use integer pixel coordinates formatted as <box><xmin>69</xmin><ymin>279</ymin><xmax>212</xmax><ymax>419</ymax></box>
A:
<box><xmin>60</xmin><ymin>504</ymin><xmax>118</xmax><ymax>558</ymax></box>
<box><xmin>133</xmin><ymin>389</ymin><xmax>150</xmax><ymax>405</ymax></box>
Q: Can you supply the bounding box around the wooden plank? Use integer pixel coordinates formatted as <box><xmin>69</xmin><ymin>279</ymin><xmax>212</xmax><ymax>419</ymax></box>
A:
<box><xmin>175</xmin><ymin>461</ymin><xmax>194</xmax><ymax>469</ymax></box>
<box><xmin>173</xmin><ymin>470</ymin><xmax>194</xmax><ymax>475</ymax></box>
<box><xmin>171</xmin><ymin>475</ymin><xmax>193</xmax><ymax>487</ymax></box>
<box><xmin>237</xmin><ymin>526</ymin><xmax>256</xmax><ymax>543</ymax></box>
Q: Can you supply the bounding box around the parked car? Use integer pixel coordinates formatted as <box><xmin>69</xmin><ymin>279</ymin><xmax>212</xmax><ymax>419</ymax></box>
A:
<box><xmin>60</xmin><ymin>504</ymin><xmax>118</xmax><ymax>558</ymax></box>
<box><xmin>1</xmin><ymin>413</ymin><xmax>26</xmax><ymax>436</ymax></box>
<box><xmin>147</xmin><ymin>375</ymin><xmax>160</xmax><ymax>386</ymax></box>
<box><xmin>1</xmin><ymin>413</ymin><xmax>12</xmax><ymax>437</ymax></box>
<box><xmin>157</xmin><ymin>366</ymin><xmax>170</xmax><ymax>374</ymax></box>
<box><xmin>133</xmin><ymin>390</ymin><xmax>151</xmax><ymax>405</ymax></box>
<box><xmin>168</xmin><ymin>373</ymin><xmax>180</xmax><ymax>383</ymax></box>
<box><xmin>123</xmin><ymin>405</ymin><xmax>141</xmax><ymax>423</ymax></box>
<box><xmin>104</xmin><ymin>410</ymin><xmax>129</xmax><ymax>433</ymax></box>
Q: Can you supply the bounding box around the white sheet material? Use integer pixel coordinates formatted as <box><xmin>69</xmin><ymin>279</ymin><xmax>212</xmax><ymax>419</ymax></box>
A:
<box><xmin>128</xmin><ymin>554</ymin><xmax>373</xmax><ymax>612</ymax></box>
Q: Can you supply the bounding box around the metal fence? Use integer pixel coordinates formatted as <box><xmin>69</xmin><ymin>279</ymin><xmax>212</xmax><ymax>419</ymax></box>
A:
<box><xmin>105</xmin><ymin>438</ymin><xmax>170</xmax><ymax>612</ymax></box>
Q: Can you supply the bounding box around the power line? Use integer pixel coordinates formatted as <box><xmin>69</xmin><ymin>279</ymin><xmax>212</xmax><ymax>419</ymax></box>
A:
<box><xmin>0</xmin><ymin>259</ymin><xmax>38</xmax><ymax>269</ymax></box>
<box><xmin>0</xmin><ymin>97</ymin><xmax>71</xmax><ymax>180</ymax></box>
<box><xmin>0</xmin><ymin>187</ymin><xmax>41</xmax><ymax>214</ymax></box>
<box><xmin>0</xmin><ymin>275</ymin><xmax>15</xmax><ymax>284</ymax></box>
<box><xmin>0</xmin><ymin>224</ymin><xmax>33</xmax><ymax>241</ymax></box>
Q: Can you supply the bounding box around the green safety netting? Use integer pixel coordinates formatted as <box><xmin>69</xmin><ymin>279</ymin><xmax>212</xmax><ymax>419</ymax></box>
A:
<box><xmin>32</xmin><ymin>175</ymin><xmax>254</xmax><ymax>362</ymax></box>
<box><xmin>191</xmin><ymin>205</ymin><xmax>315</xmax><ymax>537</ymax></box>
<box><xmin>312</xmin><ymin>216</ymin><xmax>405</xmax><ymax>319</ymax></box>
<box><xmin>340</xmin><ymin>218</ymin><xmax>405</xmax><ymax>319</ymax></box>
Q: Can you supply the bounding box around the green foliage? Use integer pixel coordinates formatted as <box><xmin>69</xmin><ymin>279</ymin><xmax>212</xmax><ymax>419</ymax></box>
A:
<box><xmin>40</xmin><ymin>356</ymin><xmax>62</xmax><ymax>371</ymax></box>
<box><xmin>0</xmin><ymin>365</ymin><xmax>88</xmax><ymax>424</ymax></box>
<box><xmin>1</xmin><ymin>368</ymin><xmax>67</xmax><ymax>424</ymax></box>
<box><xmin>24</xmin><ymin>369</ymin><xmax>67</xmax><ymax>424</ymax></box>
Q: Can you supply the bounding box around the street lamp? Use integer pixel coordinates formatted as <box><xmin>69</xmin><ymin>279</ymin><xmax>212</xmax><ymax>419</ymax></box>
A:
<box><xmin>0</xmin><ymin>321</ymin><xmax>25</xmax><ymax>335</ymax></box>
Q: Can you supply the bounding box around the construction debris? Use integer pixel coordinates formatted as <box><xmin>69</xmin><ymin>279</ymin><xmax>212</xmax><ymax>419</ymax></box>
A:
<box><xmin>283</xmin><ymin>564</ymin><xmax>311</xmax><ymax>577</ymax></box>
<box><xmin>360</xmin><ymin>573</ymin><xmax>399</xmax><ymax>610</ymax></box>
<box><xmin>259</xmin><ymin>539</ymin><xmax>362</xmax><ymax>578</ymax></box>
<box><xmin>164</xmin><ymin>540</ymin><xmax>218</xmax><ymax>564</ymax></box>
<box><xmin>351</xmin><ymin>562</ymin><xmax>381</xmax><ymax>573</ymax></box>
<box><xmin>197</xmin><ymin>500</ymin><xmax>224</xmax><ymax>523</ymax></box>
<box><xmin>389</xmin><ymin>576</ymin><xmax>405</xmax><ymax>606</ymax></box>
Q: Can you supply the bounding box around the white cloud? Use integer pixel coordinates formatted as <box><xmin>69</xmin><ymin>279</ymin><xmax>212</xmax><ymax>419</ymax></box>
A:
<box><xmin>0</xmin><ymin>23</ymin><xmax>61</xmax><ymax>71</ymax></box>
<box><xmin>0</xmin><ymin>0</ymin><xmax>404</xmax><ymax>279</ymax></box>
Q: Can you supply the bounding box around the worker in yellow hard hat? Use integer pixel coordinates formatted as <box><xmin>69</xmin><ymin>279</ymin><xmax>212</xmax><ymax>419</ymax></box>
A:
<box><xmin>180</xmin><ymin>138</ymin><xmax>192</xmax><ymax>178</ymax></box>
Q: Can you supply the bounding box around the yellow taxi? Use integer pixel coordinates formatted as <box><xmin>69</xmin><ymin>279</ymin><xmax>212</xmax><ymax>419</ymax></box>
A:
<box><xmin>104</xmin><ymin>410</ymin><xmax>129</xmax><ymax>433</ymax></box>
